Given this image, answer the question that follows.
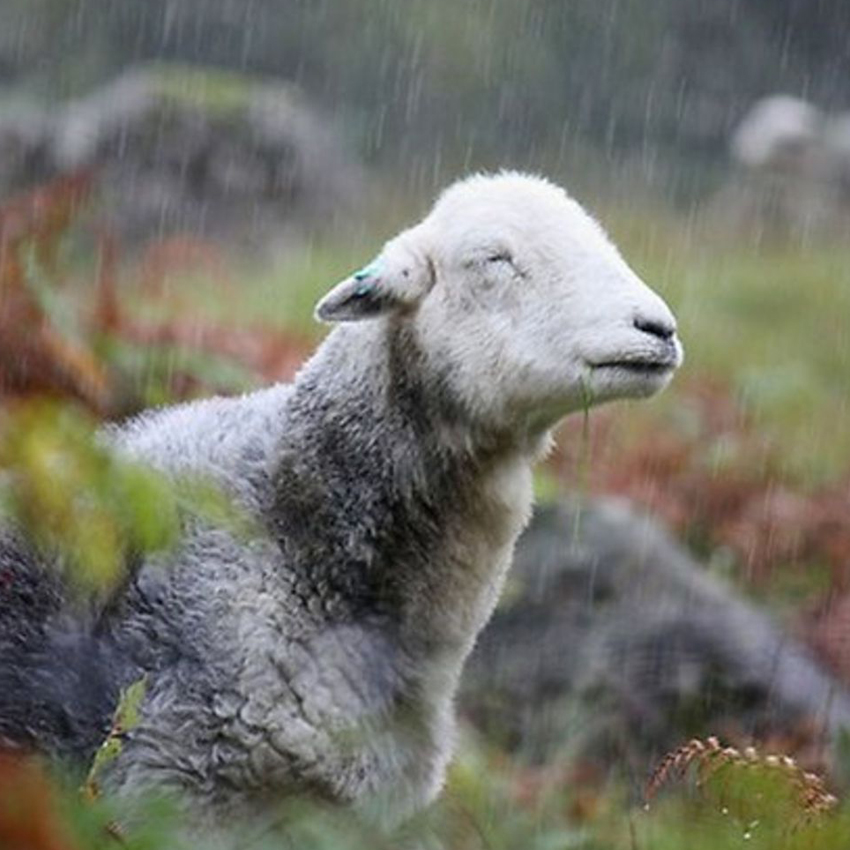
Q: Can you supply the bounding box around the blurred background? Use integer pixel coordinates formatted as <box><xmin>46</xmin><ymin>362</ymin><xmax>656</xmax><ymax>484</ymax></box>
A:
<box><xmin>2</xmin><ymin>1</ymin><xmax>850</xmax><ymax>848</ymax></box>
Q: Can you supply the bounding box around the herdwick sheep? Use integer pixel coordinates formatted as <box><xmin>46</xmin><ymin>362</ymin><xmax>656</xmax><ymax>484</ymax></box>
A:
<box><xmin>0</xmin><ymin>172</ymin><xmax>682</xmax><ymax>828</ymax></box>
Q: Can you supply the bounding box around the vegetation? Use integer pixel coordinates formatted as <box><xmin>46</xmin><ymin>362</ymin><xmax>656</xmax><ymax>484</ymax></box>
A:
<box><xmin>3</xmin><ymin>732</ymin><xmax>850</xmax><ymax>849</ymax></box>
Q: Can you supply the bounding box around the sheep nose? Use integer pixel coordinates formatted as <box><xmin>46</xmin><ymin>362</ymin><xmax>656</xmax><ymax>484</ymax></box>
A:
<box><xmin>633</xmin><ymin>315</ymin><xmax>676</xmax><ymax>341</ymax></box>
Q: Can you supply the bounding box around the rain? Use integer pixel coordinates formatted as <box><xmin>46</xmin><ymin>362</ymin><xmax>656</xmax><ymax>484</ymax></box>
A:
<box><xmin>1</xmin><ymin>1</ymin><xmax>850</xmax><ymax>848</ymax></box>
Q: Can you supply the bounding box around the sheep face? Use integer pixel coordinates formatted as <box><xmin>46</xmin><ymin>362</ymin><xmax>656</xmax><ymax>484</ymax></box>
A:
<box><xmin>316</xmin><ymin>172</ymin><xmax>682</xmax><ymax>436</ymax></box>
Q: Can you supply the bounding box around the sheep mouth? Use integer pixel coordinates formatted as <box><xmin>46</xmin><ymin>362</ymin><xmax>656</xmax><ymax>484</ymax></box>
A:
<box><xmin>589</xmin><ymin>358</ymin><xmax>677</xmax><ymax>375</ymax></box>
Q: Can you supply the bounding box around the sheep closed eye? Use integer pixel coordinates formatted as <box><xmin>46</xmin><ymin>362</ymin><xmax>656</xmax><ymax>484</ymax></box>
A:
<box><xmin>485</xmin><ymin>252</ymin><xmax>513</xmax><ymax>265</ymax></box>
<box><xmin>483</xmin><ymin>251</ymin><xmax>527</xmax><ymax>280</ymax></box>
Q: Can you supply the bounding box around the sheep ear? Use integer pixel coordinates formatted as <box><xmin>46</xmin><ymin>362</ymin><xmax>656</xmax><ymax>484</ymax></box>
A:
<box><xmin>314</xmin><ymin>244</ymin><xmax>434</xmax><ymax>324</ymax></box>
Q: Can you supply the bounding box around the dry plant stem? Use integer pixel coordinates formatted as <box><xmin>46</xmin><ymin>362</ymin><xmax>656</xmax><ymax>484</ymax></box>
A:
<box><xmin>645</xmin><ymin>736</ymin><xmax>838</xmax><ymax>816</ymax></box>
<box><xmin>628</xmin><ymin>811</ymin><xmax>640</xmax><ymax>850</ymax></box>
<box><xmin>103</xmin><ymin>821</ymin><xmax>127</xmax><ymax>846</ymax></box>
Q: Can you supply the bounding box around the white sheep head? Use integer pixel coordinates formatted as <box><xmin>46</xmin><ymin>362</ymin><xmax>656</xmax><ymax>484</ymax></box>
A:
<box><xmin>316</xmin><ymin>172</ymin><xmax>682</xmax><ymax>438</ymax></box>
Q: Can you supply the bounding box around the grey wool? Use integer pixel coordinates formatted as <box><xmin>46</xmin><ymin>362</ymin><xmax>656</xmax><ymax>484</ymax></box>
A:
<box><xmin>0</xmin><ymin>172</ymin><xmax>682</xmax><ymax>827</ymax></box>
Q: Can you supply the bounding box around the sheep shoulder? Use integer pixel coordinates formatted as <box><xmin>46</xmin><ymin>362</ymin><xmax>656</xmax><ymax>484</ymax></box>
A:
<box><xmin>111</xmin><ymin>383</ymin><xmax>295</xmax><ymax>508</ymax></box>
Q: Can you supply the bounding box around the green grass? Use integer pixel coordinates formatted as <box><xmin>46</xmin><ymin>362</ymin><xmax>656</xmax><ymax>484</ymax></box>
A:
<box><xmin>29</xmin><ymin>730</ymin><xmax>850</xmax><ymax>850</ymax></box>
<box><xmin>606</xmin><ymin>214</ymin><xmax>850</xmax><ymax>485</ymax></box>
<box><xmin>123</xmin><ymin>236</ymin><xmax>389</xmax><ymax>340</ymax></box>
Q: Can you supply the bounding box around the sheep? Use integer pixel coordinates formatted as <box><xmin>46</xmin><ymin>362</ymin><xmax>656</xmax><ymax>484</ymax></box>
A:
<box><xmin>0</xmin><ymin>172</ymin><xmax>682</xmax><ymax>829</ymax></box>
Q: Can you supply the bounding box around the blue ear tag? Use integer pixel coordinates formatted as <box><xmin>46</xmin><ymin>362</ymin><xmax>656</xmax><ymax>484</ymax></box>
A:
<box><xmin>352</xmin><ymin>261</ymin><xmax>381</xmax><ymax>296</ymax></box>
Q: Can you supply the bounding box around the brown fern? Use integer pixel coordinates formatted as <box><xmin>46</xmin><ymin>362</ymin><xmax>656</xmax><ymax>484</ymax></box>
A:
<box><xmin>0</xmin><ymin>172</ymin><xmax>110</xmax><ymax>412</ymax></box>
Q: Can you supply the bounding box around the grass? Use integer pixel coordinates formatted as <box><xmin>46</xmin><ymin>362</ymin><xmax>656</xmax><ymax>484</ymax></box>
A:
<box><xmin>595</xmin><ymin>210</ymin><xmax>850</xmax><ymax>485</ymax></box>
<box><xmin>16</xmin><ymin>731</ymin><xmax>849</xmax><ymax>850</ymax></box>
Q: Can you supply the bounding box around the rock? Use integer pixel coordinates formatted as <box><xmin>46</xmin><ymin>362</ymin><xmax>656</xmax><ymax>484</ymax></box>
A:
<box><xmin>463</xmin><ymin>498</ymin><xmax>850</xmax><ymax>773</ymax></box>
<box><xmin>0</xmin><ymin>103</ymin><xmax>52</xmax><ymax>193</ymax></box>
<box><xmin>0</xmin><ymin>64</ymin><xmax>361</xmax><ymax>252</ymax></box>
<box><xmin>730</xmin><ymin>95</ymin><xmax>822</xmax><ymax>173</ymax></box>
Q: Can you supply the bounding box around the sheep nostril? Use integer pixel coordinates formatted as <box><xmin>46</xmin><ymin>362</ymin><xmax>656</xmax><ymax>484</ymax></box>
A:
<box><xmin>634</xmin><ymin>316</ymin><xmax>676</xmax><ymax>341</ymax></box>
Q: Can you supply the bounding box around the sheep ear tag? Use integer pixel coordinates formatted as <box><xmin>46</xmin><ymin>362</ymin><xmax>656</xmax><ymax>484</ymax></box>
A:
<box><xmin>315</xmin><ymin>238</ymin><xmax>435</xmax><ymax>324</ymax></box>
<box><xmin>314</xmin><ymin>261</ymin><xmax>388</xmax><ymax>323</ymax></box>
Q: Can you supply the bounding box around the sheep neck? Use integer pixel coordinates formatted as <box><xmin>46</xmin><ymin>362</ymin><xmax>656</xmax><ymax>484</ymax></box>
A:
<box><xmin>270</xmin><ymin>319</ymin><xmax>535</xmax><ymax>668</ymax></box>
